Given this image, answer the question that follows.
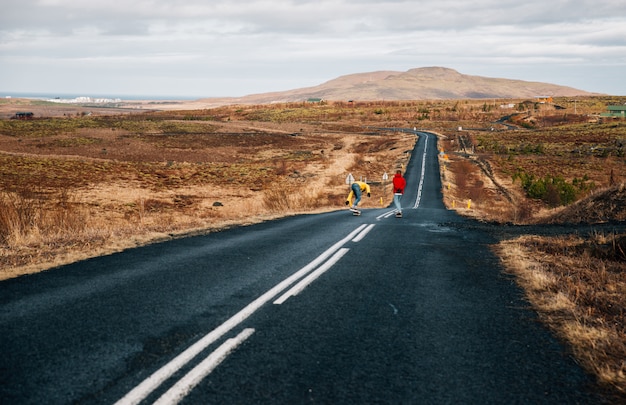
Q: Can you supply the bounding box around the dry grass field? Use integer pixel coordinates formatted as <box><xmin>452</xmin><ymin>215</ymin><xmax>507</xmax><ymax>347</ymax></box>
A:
<box><xmin>1</xmin><ymin>95</ymin><xmax>626</xmax><ymax>398</ymax></box>
<box><xmin>0</xmin><ymin>99</ymin><xmax>417</xmax><ymax>279</ymax></box>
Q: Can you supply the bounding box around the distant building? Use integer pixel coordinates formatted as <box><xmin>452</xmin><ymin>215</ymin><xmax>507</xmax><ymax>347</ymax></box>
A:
<box><xmin>601</xmin><ymin>105</ymin><xmax>626</xmax><ymax>118</ymax></box>
<box><xmin>534</xmin><ymin>96</ymin><xmax>553</xmax><ymax>103</ymax></box>
<box><xmin>12</xmin><ymin>112</ymin><xmax>34</xmax><ymax>120</ymax></box>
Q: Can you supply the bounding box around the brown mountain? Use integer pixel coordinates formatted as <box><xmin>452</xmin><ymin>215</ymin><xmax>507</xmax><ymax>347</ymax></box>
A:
<box><xmin>201</xmin><ymin>67</ymin><xmax>596</xmax><ymax>105</ymax></box>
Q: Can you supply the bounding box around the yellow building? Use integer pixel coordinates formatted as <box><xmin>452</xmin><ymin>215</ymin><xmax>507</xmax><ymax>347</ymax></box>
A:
<box><xmin>534</xmin><ymin>96</ymin><xmax>553</xmax><ymax>103</ymax></box>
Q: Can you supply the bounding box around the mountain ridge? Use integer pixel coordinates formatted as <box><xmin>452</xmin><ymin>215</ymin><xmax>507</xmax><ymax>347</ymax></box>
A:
<box><xmin>200</xmin><ymin>67</ymin><xmax>598</xmax><ymax>104</ymax></box>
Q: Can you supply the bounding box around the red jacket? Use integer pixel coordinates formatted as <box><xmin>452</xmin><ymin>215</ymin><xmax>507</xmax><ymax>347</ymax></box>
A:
<box><xmin>393</xmin><ymin>173</ymin><xmax>406</xmax><ymax>194</ymax></box>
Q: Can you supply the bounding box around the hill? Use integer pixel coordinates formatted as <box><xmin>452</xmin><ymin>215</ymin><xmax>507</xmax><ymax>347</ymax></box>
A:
<box><xmin>543</xmin><ymin>183</ymin><xmax>626</xmax><ymax>224</ymax></box>
<box><xmin>201</xmin><ymin>66</ymin><xmax>597</xmax><ymax>104</ymax></box>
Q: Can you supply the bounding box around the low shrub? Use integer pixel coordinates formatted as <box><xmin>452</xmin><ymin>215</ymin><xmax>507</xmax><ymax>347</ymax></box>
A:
<box><xmin>513</xmin><ymin>169</ymin><xmax>595</xmax><ymax>207</ymax></box>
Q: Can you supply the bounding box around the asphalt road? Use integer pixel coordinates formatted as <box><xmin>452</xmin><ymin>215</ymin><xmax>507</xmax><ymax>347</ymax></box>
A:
<box><xmin>0</xmin><ymin>131</ymin><xmax>611</xmax><ymax>404</ymax></box>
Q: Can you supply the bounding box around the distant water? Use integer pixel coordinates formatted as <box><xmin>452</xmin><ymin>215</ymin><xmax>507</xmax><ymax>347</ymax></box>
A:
<box><xmin>1</xmin><ymin>92</ymin><xmax>199</xmax><ymax>101</ymax></box>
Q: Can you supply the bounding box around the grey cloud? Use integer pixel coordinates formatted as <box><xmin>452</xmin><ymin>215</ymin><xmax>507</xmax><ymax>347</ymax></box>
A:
<box><xmin>3</xmin><ymin>0</ymin><xmax>625</xmax><ymax>35</ymax></box>
<box><xmin>2</xmin><ymin>0</ymin><xmax>625</xmax><ymax>97</ymax></box>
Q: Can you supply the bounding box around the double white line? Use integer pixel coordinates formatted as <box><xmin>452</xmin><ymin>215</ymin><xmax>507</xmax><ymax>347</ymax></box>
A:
<box><xmin>377</xmin><ymin>210</ymin><xmax>397</xmax><ymax>219</ymax></box>
<box><xmin>376</xmin><ymin>132</ymin><xmax>429</xmax><ymax>217</ymax></box>
<box><xmin>116</xmin><ymin>223</ymin><xmax>375</xmax><ymax>405</ymax></box>
<box><xmin>274</xmin><ymin>223</ymin><xmax>374</xmax><ymax>305</ymax></box>
<box><xmin>413</xmin><ymin>134</ymin><xmax>429</xmax><ymax>209</ymax></box>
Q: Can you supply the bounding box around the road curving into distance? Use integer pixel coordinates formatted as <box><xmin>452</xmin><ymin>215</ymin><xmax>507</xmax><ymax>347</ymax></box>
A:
<box><xmin>1</xmin><ymin>130</ymin><xmax>617</xmax><ymax>404</ymax></box>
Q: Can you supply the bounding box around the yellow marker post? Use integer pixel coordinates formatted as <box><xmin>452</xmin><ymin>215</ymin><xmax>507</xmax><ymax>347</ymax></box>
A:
<box><xmin>380</xmin><ymin>197</ymin><xmax>384</xmax><ymax>206</ymax></box>
<box><xmin>467</xmin><ymin>199</ymin><xmax>472</xmax><ymax>209</ymax></box>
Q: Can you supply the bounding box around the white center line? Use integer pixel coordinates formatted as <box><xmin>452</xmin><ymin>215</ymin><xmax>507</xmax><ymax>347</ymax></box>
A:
<box><xmin>153</xmin><ymin>328</ymin><xmax>255</xmax><ymax>405</ymax></box>
<box><xmin>351</xmin><ymin>224</ymin><xmax>375</xmax><ymax>242</ymax></box>
<box><xmin>413</xmin><ymin>134</ymin><xmax>429</xmax><ymax>209</ymax></box>
<box><xmin>376</xmin><ymin>210</ymin><xmax>397</xmax><ymax>220</ymax></box>
<box><xmin>273</xmin><ymin>248</ymin><xmax>350</xmax><ymax>305</ymax></box>
<box><xmin>115</xmin><ymin>224</ymin><xmax>369</xmax><ymax>405</ymax></box>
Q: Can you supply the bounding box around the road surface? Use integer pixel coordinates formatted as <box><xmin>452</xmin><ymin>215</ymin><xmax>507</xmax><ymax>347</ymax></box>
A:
<box><xmin>1</xmin><ymin>131</ymin><xmax>610</xmax><ymax>404</ymax></box>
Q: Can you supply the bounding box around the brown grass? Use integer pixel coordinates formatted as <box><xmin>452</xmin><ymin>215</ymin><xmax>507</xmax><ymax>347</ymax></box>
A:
<box><xmin>0</xmin><ymin>101</ymin><xmax>415</xmax><ymax>279</ymax></box>
<box><xmin>495</xmin><ymin>235</ymin><xmax>626</xmax><ymax>396</ymax></box>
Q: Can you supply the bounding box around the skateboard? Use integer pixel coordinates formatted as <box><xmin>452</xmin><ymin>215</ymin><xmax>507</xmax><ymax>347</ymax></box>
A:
<box><xmin>350</xmin><ymin>208</ymin><xmax>361</xmax><ymax>216</ymax></box>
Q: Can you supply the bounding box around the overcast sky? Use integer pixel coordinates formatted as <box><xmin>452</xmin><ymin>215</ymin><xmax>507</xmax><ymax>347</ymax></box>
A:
<box><xmin>1</xmin><ymin>0</ymin><xmax>625</xmax><ymax>99</ymax></box>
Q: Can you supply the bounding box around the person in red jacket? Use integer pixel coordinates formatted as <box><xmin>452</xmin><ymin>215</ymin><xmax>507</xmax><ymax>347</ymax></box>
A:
<box><xmin>392</xmin><ymin>169</ymin><xmax>406</xmax><ymax>217</ymax></box>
